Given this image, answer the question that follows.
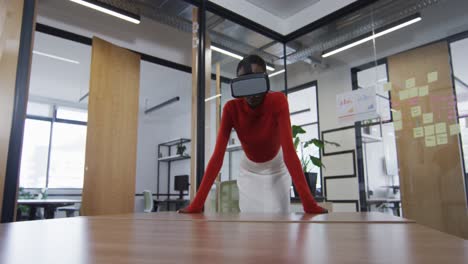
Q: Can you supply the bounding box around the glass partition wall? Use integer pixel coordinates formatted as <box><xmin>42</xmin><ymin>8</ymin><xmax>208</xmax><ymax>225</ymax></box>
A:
<box><xmin>286</xmin><ymin>0</ymin><xmax>468</xmax><ymax>237</ymax></box>
<box><xmin>10</xmin><ymin>0</ymin><xmax>468</xmax><ymax>236</ymax></box>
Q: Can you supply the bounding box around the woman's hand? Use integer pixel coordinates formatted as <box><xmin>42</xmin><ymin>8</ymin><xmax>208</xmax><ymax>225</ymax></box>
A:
<box><xmin>177</xmin><ymin>207</ymin><xmax>202</xmax><ymax>214</ymax></box>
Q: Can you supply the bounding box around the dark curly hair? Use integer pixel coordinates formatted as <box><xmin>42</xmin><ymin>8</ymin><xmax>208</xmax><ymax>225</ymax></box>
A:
<box><xmin>236</xmin><ymin>54</ymin><xmax>267</xmax><ymax>76</ymax></box>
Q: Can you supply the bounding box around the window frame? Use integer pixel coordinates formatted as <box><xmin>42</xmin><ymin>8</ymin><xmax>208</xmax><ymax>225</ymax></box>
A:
<box><xmin>23</xmin><ymin>104</ymin><xmax>87</xmax><ymax>190</ymax></box>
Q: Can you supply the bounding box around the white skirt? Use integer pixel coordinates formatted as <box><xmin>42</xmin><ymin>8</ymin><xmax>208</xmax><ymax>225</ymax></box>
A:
<box><xmin>237</xmin><ymin>149</ymin><xmax>292</xmax><ymax>213</ymax></box>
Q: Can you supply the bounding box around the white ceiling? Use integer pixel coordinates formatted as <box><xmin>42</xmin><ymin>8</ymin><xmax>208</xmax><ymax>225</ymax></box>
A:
<box><xmin>245</xmin><ymin>0</ymin><xmax>320</xmax><ymax>19</ymax></box>
<box><xmin>208</xmin><ymin>0</ymin><xmax>357</xmax><ymax>35</ymax></box>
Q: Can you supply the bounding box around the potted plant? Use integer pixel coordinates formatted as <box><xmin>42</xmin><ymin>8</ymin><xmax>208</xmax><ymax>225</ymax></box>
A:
<box><xmin>17</xmin><ymin>187</ymin><xmax>34</xmax><ymax>221</ymax></box>
<box><xmin>292</xmin><ymin>125</ymin><xmax>340</xmax><ymax>196</ymax></box>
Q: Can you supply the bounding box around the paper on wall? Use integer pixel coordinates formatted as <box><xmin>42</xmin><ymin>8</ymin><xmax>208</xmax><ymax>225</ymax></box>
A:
<box><xmin>449</xmin><ymin>124</ymin><xmax>460</xmax><ymax>135</ymax></box>
<box><xmin>394</xmin><ymin>121</ymin><xmax>403</xmax><ymax>131</ymax></box>
<box><xmin>422</xmin><ymin>113</ymin><xmax>433</xmax><ymax>124</ymax></box>
<box><xmin>405</xmin><ymin>78</ymin><xmax>416</xmax><ymax>89</ymax></box>
<box><xmin>424</xmin><ymin>125</ymin><xmax>435</xmax><ymax>136</ymax></box>
<box><xmin>435</xmin><ymin>122</ymin><xmax>446</xmax><ymax>134</ymax></box>
<box><xmin>411</xmin><ymin>106</ymin><xmax>422</xmax><ymax>117</ymax></box>
<box><xmin>336</xmin><ymin>87</ymin><xmax>378</xmax><ymax>124</ymax></box>
<box><xmin>413</xmin><ymin>127</ymin><xmax>424</xmax><ymax>138</ymax></box>
<box><xmin>409</xmin><ymin>87</ymin><xmax>419</xmax><ymax>98</ymax></box>
<box><xmin>399</xmin><ymin>90</ymin><xmax>409</xmax><ymax>101</ymax></box>
<box><xmin>425</xmin><ymin>136</ymin><xmax>436</xmax><ymax>147</ymax></box>
<box><xmin>393</xmin><ymin>110</ymin><xmax>402</xmax><ymax>121</ymax></box>
<box><xmin>428</xmin><ymin>72</ymin><xmax>438</xmax><ymax>83</ymax></box>
<box><xmin>436</xmin><ymin>133</ymin><xmax>448</xmax><ymax>145</ymax></box>
<box><xmin>419</xmin><ymin>86</ymin><xmax>429</xmax><ymax>97</ymax></box>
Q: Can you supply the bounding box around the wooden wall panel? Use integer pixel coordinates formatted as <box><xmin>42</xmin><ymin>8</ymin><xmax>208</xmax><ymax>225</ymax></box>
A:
<box><xmin>81</xmin><ymin>37</ymin><xmax>140</xmax><ymax>216</ymax></box>
<box><xmin>0</xmin><ymin>0</ymin><xmax>25</xmax><ymax>219</ymax></box>
<box><xmin>388</xmin><ymin>41</ymin><xmax>468</xmax><ymax>238</ymax></box>
<box><xmin>190</xmin><ymin>8</ymin><xmax>198</xmax><ymax>199</ymax></box>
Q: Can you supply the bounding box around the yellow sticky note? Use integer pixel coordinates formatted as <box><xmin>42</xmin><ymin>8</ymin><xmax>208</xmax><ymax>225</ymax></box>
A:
<box><xmin>435</xmin><ymin>122</ymin><xmax>446</xmax><ymax>134</ymax></box>
<box><xmin>399</xmin><ymin>90</ymin><xmax>409</xmax><ymax>101</ymax></box>
<box><xmin>425</xmin><ymin>136</ymin><xmax>436</xmax><ymax>147</ymax></box>
<box><xmin>437</xmin><ymin>133</ymin><xmax>448</xmax><ymax>145</ymax></box>
<box><xmin>393</xmin><ymin>110</ymin><xmax>402</xmax><ymax>121</ymax></box>
<box><xmin>405</xmin><ymin>78</ymin><xmax>416</xmax><ymax>89</ymax></box>
<box><xmin>413</xmin><ymin>127</ymin><xmax>424</xmax><ymax>138</ymax></box>
<box><xmin>424</xmin><ymin>125</ymin><xmax>435</xmax><ymax>136</ymax></box>
<box><xmin>408</xmin><ymin>87</ymin><xmax>419</xmax><ymax>98</ymax></box>
<box><xmin>411</xmin><ymin>106</ymin><xmax>422</xmax><ymax>117</ymax></box>
<box><xmin>428</xmin><ymin>72</ymin><xmax>438</xmax><ymax>83</ymax></box>
<box><xmin>419</xmin><ymin>85</ymin><xmax>429</xmax><ymax>97</ymax></box>
<box><xmin>394</xmin><ymin>121</ymin><xmax>403</xmax><ymax>131</ymax></box>
<box><xmin>422</xmin><ymin>113</ymin><xmax>433</xmax><ymax>124</ymax></box>
<box><xmin>449</xmin><ymin>124</ymin><xmax>460</xmax><ymax>135</ymax></box>
<box><xmin>384</xmin><ymin>82</ymin><xmax>392</xmax><ymax>92</ymax></box>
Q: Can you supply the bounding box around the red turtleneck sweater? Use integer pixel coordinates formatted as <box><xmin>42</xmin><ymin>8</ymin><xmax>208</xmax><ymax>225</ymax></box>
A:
<box><xmin>185</xmin><ymin>92</ymin><xmax>325</xmax><ymax>213</ymax></box>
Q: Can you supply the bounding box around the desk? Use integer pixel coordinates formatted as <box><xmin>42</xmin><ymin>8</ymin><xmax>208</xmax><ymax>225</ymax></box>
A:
<box><xmin>95</xmin><ymin>212</ymin><xmax>415</xmax><ymax>223</ymax></box>
<box><xmin>367</xmin><ymin>198</ymin><xmax>401</xmax><ymax>216</ymax></box>
<box><xmin>0</xmin><ymin>213</ymin><xmax>466</xmax><ymax>264</ymax></box>
<box><xmin>17</xmin><ymin>199</ymin><xmax>81</xmax><ymax>220</ymax></box>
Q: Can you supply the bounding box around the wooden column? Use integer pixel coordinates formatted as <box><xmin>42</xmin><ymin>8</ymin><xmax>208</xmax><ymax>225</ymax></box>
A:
<box><xmin>190</xmin><ymin>8</ymin><xmax>198</xmax><ymax>199</ymax></box>
<box><xmin>0</xmin><ymin>0</ymin><xmax>33</xmax><ymax>220</ymax></box>
<box><xmin>81</xmin><ymin>37</ymin><xmax>140</xmax><ymax>216</ymax></box>
<box><xmin>388</xmin><ymin>41</ymin><xmax>468</xmax><ymax>238</ymax></box>
<box><xmin>204</xmin><ymin>37</ymin><xmax>212</xmax><ymax>165</ymax></box>
<box><xmin>215</xmin><ymin>62</ymin><xmax>221</xmax><ymax>182</ymax></box>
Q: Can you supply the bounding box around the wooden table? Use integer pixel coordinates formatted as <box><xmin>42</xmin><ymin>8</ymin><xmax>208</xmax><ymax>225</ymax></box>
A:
<box><xmin>95</xmin><ymin>212</ymin><xmax>415</xmax><ymax>223</ymax></box>
<box><xmin>17</xmin><ymin>199</ymin><xmax>81</xmax><ymax>220</ymax></box>
<box><xmin>0</xmin><ymin>212</ymin><xmax>466</xmax><ymax>264</ymax></box>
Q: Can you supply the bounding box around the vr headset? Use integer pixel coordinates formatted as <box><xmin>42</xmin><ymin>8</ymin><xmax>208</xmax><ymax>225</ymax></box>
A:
<box><xmin>230</xmin><ymin>73</ymin><xmax>270</xmax><ymax>98</ymax></box>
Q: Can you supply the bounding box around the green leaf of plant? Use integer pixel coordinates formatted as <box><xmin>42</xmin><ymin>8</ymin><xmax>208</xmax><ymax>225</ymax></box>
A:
<box><xmin>310</xmin><ymin>155</ymin><xmax>325</xmax><ymax>168</ymax></box>
<box><xmin>292</xmin><ymin>125</ymin><xmax>306</xmax><ymax>138</ymax></box>
<box><xmin>294</xmin><ymin>137</ymin><xmax>300</xmax><ymax>150</ymax></box>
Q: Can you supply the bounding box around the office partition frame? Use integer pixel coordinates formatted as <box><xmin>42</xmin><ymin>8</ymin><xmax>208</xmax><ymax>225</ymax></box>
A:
<box><xmin>2</xmin><ymin>0</ymin><xmax>387</xmax><ymax>222</ymax></box>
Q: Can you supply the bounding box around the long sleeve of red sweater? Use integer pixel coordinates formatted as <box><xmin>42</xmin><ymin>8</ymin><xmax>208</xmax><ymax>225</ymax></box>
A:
<box><xmin>185</xmin><ymin>103</ymin><xmax>233</xmax><ymax>212</ymax></box>
<box><xmin>276</xmin><ymin>94</ymin><xmax>322</xmax><ymax>213</ymax></box>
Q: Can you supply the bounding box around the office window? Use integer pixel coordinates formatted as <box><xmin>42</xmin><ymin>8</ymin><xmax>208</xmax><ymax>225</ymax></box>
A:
<box><xmin>288</xmin><ymin>84</ymin><xmax>321</xmax><ymax>189</ymax></box>
<box><xmin>451</xmin><ymin>37</ymin><xmax>468</xmax><ymax>177</ymax></box>
<box><xmin>48</xmin><ymin>122</ymin><xmax>87</xmax><ymax>188</ymax></box>
<box><xmin>26</xmin><ymin>102</ymin><xmax>53</xmax><ymax>117</ymax></box>
<box><xmin>19</xmin><ymin>119</ymin><xmax>51</xmax><ymax>188</ymax></box>
<box><xmin>56</xmin><ymin>107</ymin><xmax>88</xmax><ymax>122</ymax></box>
<box><xmin>19</xmin><ymin>106</ymin><xmax>87</xmax><ymax>189</ymax></box>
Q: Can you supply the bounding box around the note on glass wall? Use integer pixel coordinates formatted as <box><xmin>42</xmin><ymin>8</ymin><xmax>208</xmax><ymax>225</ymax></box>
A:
<box><xmin>449</xmin><ymin>124</ymin><xmax>460</xmax><ymax>135</ymax></box>
<box><xmin>411</xmin><ymin>106</ymin><xmax>422</xmax><ymax>117</ymax></box>
<box><xmin>394</xmin><ymin>121</ymin><xmax>403</xmax><ymax>131</ymax></box>
<box><xmin>409</xmin><ymin>87</ymin><xmax>419</xmax><ymax>98</ymax></box>
<box><xmin>428</xmin><ymin>71</ymin><xmax>438</xmax><ymax>83</ymax></box>
<box><xmin>413</xmin><ymin>127</ymin><xmax>424</xmax><ymax>138</ymax></box>
<box><xmin>393</xmin><ymin>110</ymin><xmax>402</xmax><ymax>121</ymax></box>
<box><xmin>425</xmin><ymin>136</ymin><xmax>436</xmax><ymax>147</ymax></box>
<box><xmin>399</xmin><ymin>90</ymin><xmax>409</xmax><ymax>101</ymax></box>
<box><xmin>437</xmin><ymin>133</ymin><xmax>448</xmax><ymax>145</ymax></box>
<box><xmin>384</xmin><ymin>82</ymin><xmax>392</xmax><ymax>92</ymax></box>
<box><xmin>405</xmin><ymin>78</ymin><xmax>416</xmax><ymax>89</ymax></box>
<box><xmin>423</xmin><ymin>113</ymin><xmax>433</xmax><ymax>124</ymax></box>
<box><xmin>419</xmin><ymin>86</ymin><xmax>429</xmax><ymax>97</ymax></box>
<box><xmin>424</xmin><ymin>125</ymin><xmax>435</xmax><ymax>136</ymax></box>
<box><xmin>435</xmin><ymin>122</ymin><xmax>446</xmax><ymax>134</ymax></box>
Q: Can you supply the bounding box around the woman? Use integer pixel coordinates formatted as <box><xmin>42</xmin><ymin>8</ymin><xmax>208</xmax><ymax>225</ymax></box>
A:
<box><xmin>180</xmin><ymin>55</ymin><xmax>327</xmax><ymax>214</ymax></box>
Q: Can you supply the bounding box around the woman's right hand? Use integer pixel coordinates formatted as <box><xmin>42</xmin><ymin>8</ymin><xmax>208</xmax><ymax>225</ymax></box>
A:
<box><xmin>177</xmin><ymin>207</ymin><xmax>202</xmax><ymax>214</ymax></box>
